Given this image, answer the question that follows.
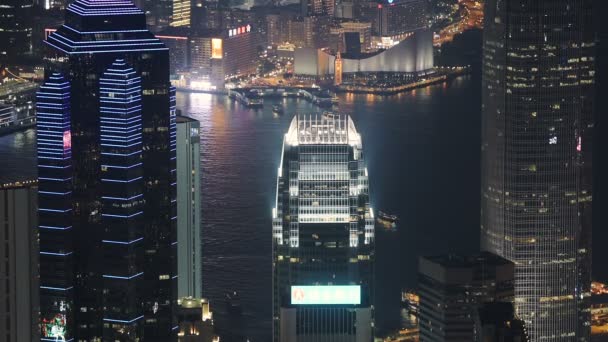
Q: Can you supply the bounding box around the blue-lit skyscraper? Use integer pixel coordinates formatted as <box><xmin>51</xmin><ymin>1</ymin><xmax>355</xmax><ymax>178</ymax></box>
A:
<box><xmin>38</xmin><ymin>0</ymin><xmax>177</xmax><ymax>340</ymax></box>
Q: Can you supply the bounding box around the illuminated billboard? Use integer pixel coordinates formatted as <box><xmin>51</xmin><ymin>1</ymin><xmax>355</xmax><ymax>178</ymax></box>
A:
<box><xmin>228</xmin><ymin>24</ymin><xmax>252</xmax><ymax>37</ymax></box>
<box><xmin>291</xmin><ymin>285</ymin><xmax>360</xmax><ymax>305</ymax></box>
<box><xmin>211</xmin><ymin>38</ymin><xmax>223</xmax><ymax>59</ymax></box>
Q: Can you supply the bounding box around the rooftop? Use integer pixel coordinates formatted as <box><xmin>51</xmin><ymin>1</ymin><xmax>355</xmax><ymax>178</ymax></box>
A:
<box><xmin>284</xmin><ymin>113</ymin><xmax>361</xmax><ymax>147</ymax></box>
<box><xmin>421</xmin><ymin>251</ymin><xmax>513</xmax><ymax>269</ymax></box>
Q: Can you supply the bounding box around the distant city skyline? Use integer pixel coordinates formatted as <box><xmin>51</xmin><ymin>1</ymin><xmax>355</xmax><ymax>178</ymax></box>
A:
<box><xmin>0</xmin><ymin>0</ymin><xmax>606</xmax><ymax>341</ymax></box>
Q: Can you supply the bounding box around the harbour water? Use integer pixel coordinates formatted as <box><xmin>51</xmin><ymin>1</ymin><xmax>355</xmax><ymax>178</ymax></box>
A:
<box><xmin>0</xmin><ymin>75</ymin><xmax>483</xmax><ymax>340</ymax></box>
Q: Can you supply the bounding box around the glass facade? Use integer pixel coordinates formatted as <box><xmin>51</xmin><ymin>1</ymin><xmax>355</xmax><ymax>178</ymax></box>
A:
<box><xmin>176</xmin><ymin>116</ymin><xmax>202</xmax><ymax>299</ymax></box>
<box><xmin>481</xmin><ymin>1</ymin><xmax>594</xmax><ymax>341</ymax></box>
<box><xmin>273</xmin><ymin>114</ymin><xmax>374</xmax><ymax>341</ymax></box>
<box><xmin>39</xmin><ymin>0</ymin><xmax>177</xmax><ymax>340</ymax></box>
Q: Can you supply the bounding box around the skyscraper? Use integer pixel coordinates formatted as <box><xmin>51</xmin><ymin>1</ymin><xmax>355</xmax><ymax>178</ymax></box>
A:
<box><xmin>272</xmin><ymin>114</ymin><xmax>375</xmax><ymax>341</ymax></box>
<box><xmin>176</xmin><ymin>116</ymin><xmax>202</xmax><ymax>299</ymax></box>
<box><xmin>0</xmin><ymin>184</ymin><xmax>39</xmax><ymax>342</ymax></box>
<box><xmin>418</xmin><ymin>252</ymin><xmax>515</xmax><ymax>341</ymax></box>
<box><xmin>0</xmin><ymin>0</ymin><xmax>33</xmax><ymax>58</ymax></box>
<box><xmin>481</xmin><ymin>1</ymin><xmax>595</xmax><ymax>340</ymax></box>
<box><xmin>39</xmin><ymin>0</ymin><xmax>177</xmax><ymax>340</ymax></box>
<box><xmin>363</xmin><ymin>0</ymin><xmax>427</xmax><ymax>37</ymax></box>
<box><xmin>171</xmin><ymin>0</ymin><xmax>191</xmax><ymax>27</ymax></box>
<box><xmin>145</xmin><ymin>0</ymin><xmax>174</xmax><ymax>32</ymax></box>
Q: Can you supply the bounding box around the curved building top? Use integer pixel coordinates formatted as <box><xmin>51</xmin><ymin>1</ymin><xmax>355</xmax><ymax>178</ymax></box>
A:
<box><xmin>45</xmin><ymin>0</ymin><xmax>167</xmax><ymax>55</ymax></box>
<box><xmin>284</xmin><ymin>114</ymin><xmax>362</xmax><ymax>148</ymax></box>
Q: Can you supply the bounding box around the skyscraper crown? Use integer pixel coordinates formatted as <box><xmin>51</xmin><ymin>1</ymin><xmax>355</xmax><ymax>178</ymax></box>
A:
<box><xmin>45</xmin><ymin>0</ymin><xmax>166</xmax><ymax>55</ymax></box>
<box><xmin>64</xmin><ymin>0</ymin><xmax>146</xmax><ymax>32</ymax></box>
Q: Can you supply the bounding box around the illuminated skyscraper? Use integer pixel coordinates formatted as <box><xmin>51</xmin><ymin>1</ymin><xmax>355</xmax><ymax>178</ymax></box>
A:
<box><xmin>171</xmin><ymin>0</ymin><xmax>191</xmax><ymax>27</ymax></box>
<box><xmin>39</xmin><ymin>0</ymin><xmax>177</xmax><ymax>340</ymax></box>
<box><xmin>481</xmin><ymin>0</ymin><xmax>595</xmax><ymax>340</ymax></box>
<box><xmin>272</xmin><ymin>114</ymin><xmax>375</xmax><ymax>342</ymax></box>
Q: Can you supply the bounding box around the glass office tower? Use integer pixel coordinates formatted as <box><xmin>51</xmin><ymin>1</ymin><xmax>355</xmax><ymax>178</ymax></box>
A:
<box><xmin>39</xmin><ymin>0</ymin><xmax>177</xmax><ymax>340</ymax></box>
<box><xmin>481</xmin><ymin>1</ymin><xmax>595</xmax><ymax>341</ymax></box>
<box><xmin>272</xmin><ymin>114</ymin><xmax>374</xmax><ymax>342</ymax></box>
<box><xmin>176</xmin><ymin>116</ymin><xmax>202</xmax><ymax>299</ymax></box>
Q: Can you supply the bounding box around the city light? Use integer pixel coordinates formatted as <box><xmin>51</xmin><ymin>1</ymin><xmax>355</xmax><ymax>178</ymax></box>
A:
<box><xmin>291</xmin><ymin>285</ymin><xmax>361</xmax><ymax>305</ymax></box>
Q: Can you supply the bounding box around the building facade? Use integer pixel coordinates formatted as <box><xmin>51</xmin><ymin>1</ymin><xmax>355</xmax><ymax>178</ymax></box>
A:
<box><xmin>475</xmin><ymin>302</ymin><xmax>529</xmax><ymax>342</ymax></box>
<box><xmin>373</xmin><ymin>0</ymin><xmax>427</xmax><ymax>36</ymax></box>
<box><xmin>481</xmin><ymin>1</ymin><xmax>595</xmax><ymax>340</ymax></box>
<box><xmin>294</xmin><ymin>29</ymin><xmax>433</xmax><ymax>76</ymax></box>
<box><xmin>176</xmin><ymin>116</ymin><xmax>202</xmax><ymax>299</ymax></box>
<box><xmin>272</xmin><ymin>114</ymin><xmax>375</xmax><ymax>341</ymax></box>
<box><xmin>0</xmin><ymin>0</ymin><xmax>33</xmax><ymax>59</ymax></box>
<box><xmin>418</xmin><ymin>252</ymin><xmax>515</xmax><ymax>342</ymax></box>
<box><xmin>0</xmin><ymin>185</ymin><xmax>39</xmax><ymax>342</ymax></box>
<box><xmin>171</xmin><ymin>0</ymin><xmax>191</xmax><ymax>27</ymax></box>
<box><xmin>39</xmin><ymin>0</ymin><xmax>177</xmax><ymax>340</ymax></box>
<box><xmin>176</xmin><ymin>297</ymin><xmax>219</xmax><ymax>342</ymax></box>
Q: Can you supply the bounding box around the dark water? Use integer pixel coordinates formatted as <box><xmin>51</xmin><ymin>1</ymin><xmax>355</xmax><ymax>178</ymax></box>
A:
<box><xmin>0</xmin><ymin>76</ymin><xmax>484</xmax><ymax>340</ymax></box>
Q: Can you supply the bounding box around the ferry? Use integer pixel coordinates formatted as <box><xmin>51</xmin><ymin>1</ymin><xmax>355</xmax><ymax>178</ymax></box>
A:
<box><xmin>272</xmin><ymin>105</ymin><xmax>284</xmax><ymax>116</ymax></box>
<box><xmin>376</xmin><ymin>210</ymin><xmax>398</xmax><ymax>231</ymax></box>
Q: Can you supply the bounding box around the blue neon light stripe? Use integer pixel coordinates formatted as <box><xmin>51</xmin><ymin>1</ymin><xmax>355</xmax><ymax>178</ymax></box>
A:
<box><xmin>101</xmin><ymin>176</ymin><xmax>143</xmax><ymax>183</ymax></box>
<box><xmin>40</xmin><ymin>286</ymin><xmax>74</xmax><ymax>291</ymax></box>
<box><xmin>39</xmin><ymin>225</ymin><xmax>72</xmax><ymax>230</ymax></box>
<box><xmin>102</xmin><ymin>237</ymin><xmax>144</xmax><ymax>245</ymax></box>
<box><xmin>40</xmin><ymin>251</ymin><xmax>73</xmax><ymax>256</ymax></box>
<box><xmin>103</xmin><ymin>315</ymin><xmax>144</xmax><ymax>324</ymax></box>
<box><xmin>102</xmin><ymin>272</ymin><xmax>144</xmax><ymax>280</ymax></box>
<box><xmin>101</xmin><ymin>211</ymin><xmax>142</xmax><ymax>218</ymax></box>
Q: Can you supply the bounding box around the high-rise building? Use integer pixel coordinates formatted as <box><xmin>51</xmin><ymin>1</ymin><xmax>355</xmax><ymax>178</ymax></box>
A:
<box><xmin>176</xmin><ymin>116</ymin><xmax>202</xmax><ymax>299</ymax></box>
<box><xmin>189</xmin><ymin>32</ymin><xmax>225</xmax><ymax>89</ymax></box>
<box><xmin>266</xmin><ymin>14</ymin><xmax>282</xmax><ymax>47</ymax></box>
<box><xmin>157</xmin><ymin>32</ymin><xmax>190</xmax><ymax>74</ymax></box>
<box><xmin>171</xmin><ymin>0</ymin><xmax>191</xmax><ymax>27</ymax></box>
<box><xmin>368</xmin><ymin>0</ymin><xmax>427</xmax><ymax>37</ymax></box>
<box><xmin>418</xmin><ymin>252</ymin><xmax>515</xmax><ymax>342</ymax></box>
<box><xmin>176</xmin><ymin>297</ymin><xmax>219</xmax><ymax>342</ymax></box>
<box><xmin>0</xmin><ymin>184</ymin><xmax>39</xmax><ymax>342</ymax></box>
<box><xmin>40</xmin><ymin>0</ymin><xmax>177</xmax><ymax>340</ymax></box>
<box><xmin>145</xmin><ymin>0</ymin><xmax>174</xmax><ymax>31</ymax></box>
<box><xmin>475</xmin><ymin>302</ymin><xmax>529</xmax><ymax>342</ymax></box>
<box><xmin>481</xmin><ymin>1</ymin><xmax>595</xmax><ymax>340</ymax></box>
<box><xmin>0</xmin><ymin>0</ymin><xmax>33</xmax><ymax>58</ymax></box>
<box><xmin>272</xmin><ymin>114</ymin><xmax>375</xmax><ymax>342</ymax></box>
<box><xmin>301</xmin><ymin>0</ymin><xmax>334</xmax><ymax>16</ymax></box>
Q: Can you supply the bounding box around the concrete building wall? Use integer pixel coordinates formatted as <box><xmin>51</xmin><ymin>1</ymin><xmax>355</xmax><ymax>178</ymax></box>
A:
<box><xmin>0</xmin><ymin>185</ymin><xmax>39</xmax><ymax>342</ymax></box>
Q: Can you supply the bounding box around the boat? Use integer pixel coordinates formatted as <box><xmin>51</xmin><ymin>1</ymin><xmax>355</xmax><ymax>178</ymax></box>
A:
<box><xmin>272</xmin><ymin>105</ymin><xmax>284</xmax><ymax>116</ymax></box>
<box><xmin>376</xmin><ymin>210</ymin><xmax>398</xmax><ymax>230</ymax></box>
<box><xmin>225</xmin><ymin>291</ymin><xmax>243</xmax><ymax>315</ymax></box>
